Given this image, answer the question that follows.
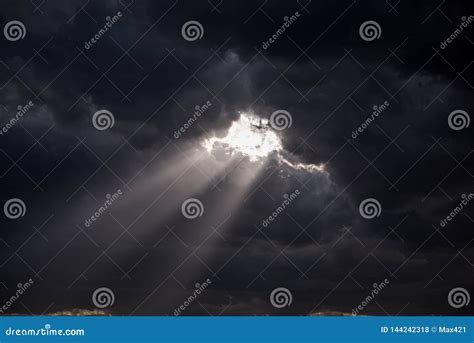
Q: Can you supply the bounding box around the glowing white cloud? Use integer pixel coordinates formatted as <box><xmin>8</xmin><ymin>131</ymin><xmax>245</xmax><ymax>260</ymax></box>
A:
<box><xmin>203</xmin><ymin>113</ymin><xmax>281</xmax><ymax>161</ymax></box>
<box><xmin>202</xmin><ymin>112</ymin><xmax>325</xmax><ymax>173</ymax></box>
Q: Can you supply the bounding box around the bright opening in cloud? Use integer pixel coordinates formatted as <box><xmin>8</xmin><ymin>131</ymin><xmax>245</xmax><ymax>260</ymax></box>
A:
<box><xmin>203</xmin><ymin>113</ymin><xmax>282</xmax><ymax>162</ymax></box>
<box><xmin>202</xmin><ymin>112</ymin><xmax>325</xmax><ymax>173</ymax></box>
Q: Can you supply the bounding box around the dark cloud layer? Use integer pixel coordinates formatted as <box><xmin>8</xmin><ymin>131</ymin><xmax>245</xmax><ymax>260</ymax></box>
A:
<box><xmin>0</xmin><ymin>0</ymin><xmax>473</xmax><ymax>316</ymax></box>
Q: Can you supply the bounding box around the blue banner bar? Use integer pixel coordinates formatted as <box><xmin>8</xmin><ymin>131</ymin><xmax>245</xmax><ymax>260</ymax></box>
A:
<box><xmin>0</xmin><ymin>316</ymin><xmax>472</xmax><ymax>342</ymax></box>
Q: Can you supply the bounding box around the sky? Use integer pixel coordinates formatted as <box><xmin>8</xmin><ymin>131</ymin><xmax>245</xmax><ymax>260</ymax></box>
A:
<box><xmin>0</xmin><ymin>0</ymin><xmax>473</xmax><ymax>316</ymax></box>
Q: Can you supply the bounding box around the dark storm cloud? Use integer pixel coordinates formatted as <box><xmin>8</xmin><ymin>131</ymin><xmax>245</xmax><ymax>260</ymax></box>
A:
<box><xmin>0</xmin><ymin>0</ymin><xmax>473</xmax><ymax>316</ymax></box>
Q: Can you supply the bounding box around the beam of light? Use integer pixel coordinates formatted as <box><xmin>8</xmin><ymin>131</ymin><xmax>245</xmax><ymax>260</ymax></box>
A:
<box><xmin>202</xmin><ymin>112</ymin><xmax>325</xmax><ymax>173</ymax></box>
<box><xmin>74</xmin><ymin>146</ymin><xmax>250</xmax><ymax>287</ymax></box>
<box><xmin>200</xmin><ymin>158</ymin><xmax>267</xmax><ymax>223</ymax></box>
<box><xmin>155</xmin><ymin>112</ymin><xmax>329</xmax><ymax>307</ymax></box>
<box><xmin>67</xmin><ymin>112</ymin><xmax>328</xmax><ymax>309</ymax></box>
<box><xmin>153</xmin><ymin>159</ymin><xmax>268</xmax><ymax>310</ymax></box>
<box><xmin>110</xmin><ymin>148</ymin><xmax>238</xmax><ymax>237</ymax></box>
